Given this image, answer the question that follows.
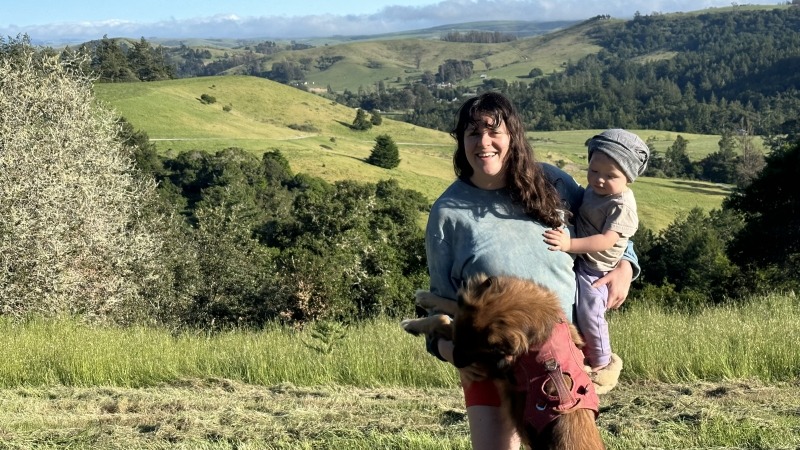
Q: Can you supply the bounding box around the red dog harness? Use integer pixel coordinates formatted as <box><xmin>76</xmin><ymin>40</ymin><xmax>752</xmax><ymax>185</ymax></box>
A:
<box><xmin>512</xmin><ymin>318</ymin><xmax>599</xmax><ymax>432</ymax></box>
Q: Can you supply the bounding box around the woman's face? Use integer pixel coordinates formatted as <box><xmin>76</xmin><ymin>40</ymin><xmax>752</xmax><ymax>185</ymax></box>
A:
<box><xmin>463</xmin><ymin>115</ymin><xmax>510</xmax><ymax>190</ymax></box>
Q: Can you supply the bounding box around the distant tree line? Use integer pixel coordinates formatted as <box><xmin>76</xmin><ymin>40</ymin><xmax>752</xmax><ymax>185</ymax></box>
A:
<box><xmin>437</xmin><ymin>59</ymin><xmax>474</xmax><ymax>84</ymax></box>
<box><xmin>441</xmin><ymin>31</ymin><xmax>517</xmax><ymax>43</ymax></box>
<box><xmin>336</xmin><ymin>8</ymin><xmax>800</xmax><ymax>138</ymax></box>
<box><xmin>64</xmin><ymin>35</ymin><xmax>175</xmax><ymax>82</ymax></box>
<box><xmin>640</xmin><ymin>125</ymin><xmax>765</xmax><ymax>186</ymax></box>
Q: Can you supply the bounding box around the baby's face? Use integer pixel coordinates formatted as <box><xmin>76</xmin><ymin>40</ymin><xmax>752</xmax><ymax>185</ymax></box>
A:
<box><xmin>586</xmin><ymin>151</ymin><xmax>628</xmax><ymax>196</ymax></box>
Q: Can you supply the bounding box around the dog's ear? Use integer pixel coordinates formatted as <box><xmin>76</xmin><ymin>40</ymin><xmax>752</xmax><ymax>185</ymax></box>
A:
<box><xmin>474</xmin><ymin>275</ymin><xmax>495</xmax><ymax>295</ymax></box>
<box><xmin>458</xmin><ymin>275</ymin><xmax>495</xmax><ymax>308</ymax></box>
<box><xmin>506</xmin><ymin>328</ymin><xmax>530</xmax><ymax>357</ymax></box>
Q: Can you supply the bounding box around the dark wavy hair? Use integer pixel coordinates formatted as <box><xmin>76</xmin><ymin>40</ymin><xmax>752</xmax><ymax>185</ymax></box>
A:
<box><xmin>450</xmin><ymin>92</ymin><xmax>562</xmax><ymax>228</ymax></box>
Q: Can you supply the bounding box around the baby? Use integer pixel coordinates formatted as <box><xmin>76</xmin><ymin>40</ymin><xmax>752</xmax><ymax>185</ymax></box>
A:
<box><xmin>543</xmin><ymin>128</ymin><xmax>649</xmax><ymax>393</ymax></box>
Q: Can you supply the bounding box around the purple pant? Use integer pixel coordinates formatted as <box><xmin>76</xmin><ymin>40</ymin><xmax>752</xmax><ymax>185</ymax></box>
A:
<box><xmin>575</xmin><ymin>259</ymin><xmax>611</xmax><ymax>368</ymax></box>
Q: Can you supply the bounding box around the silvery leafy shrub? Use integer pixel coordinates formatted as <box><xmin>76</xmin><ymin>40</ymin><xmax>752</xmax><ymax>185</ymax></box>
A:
<box><xmin>0</xmin><ymin>40</ymin><xmax>169</xmax><ymax>322</ymax></box>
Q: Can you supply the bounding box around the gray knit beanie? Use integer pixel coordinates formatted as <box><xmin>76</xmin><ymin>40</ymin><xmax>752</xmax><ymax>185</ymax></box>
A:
<box><xmin>587</xmin><ymin>129</ymin><xmax>650</xmax><ymax>182</ymax></box>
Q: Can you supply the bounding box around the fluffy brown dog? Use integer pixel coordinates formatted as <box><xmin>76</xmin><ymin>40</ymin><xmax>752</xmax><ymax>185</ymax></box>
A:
<box><xmin>402</xmin><ymin>275</ymin><xmax>605</xmax><ymax>450</ymax></box>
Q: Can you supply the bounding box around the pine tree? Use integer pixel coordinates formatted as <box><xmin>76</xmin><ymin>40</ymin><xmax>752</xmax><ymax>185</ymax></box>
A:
<box><xmin>367</xmin><ymin>134</ymin><xmax>400</xmax><ymax>169</ymax></box>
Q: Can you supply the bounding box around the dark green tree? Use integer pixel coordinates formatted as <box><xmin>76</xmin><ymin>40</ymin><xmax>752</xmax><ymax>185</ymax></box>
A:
<box><xmin>93</xmin><ymin>35</ymin><xmax>137</xmax><ymax>82</ymax></box>
<box><xmin>370</xmin><ymin>110</ymin><xmax>383</xmax><ymax>126</ymax></box>
<box><xmin>367</xmin><ymin>134</ymin><xmax>400</xmax><ymax>169</ymax></box>
<box><xmin>127</xmin><ymin>37</ymin><xmax>173</xmax><ymax>81</ymax></box>
<box><xmin>268</xmin><ymin>61</ymin><xmax>304</xmax><ymax>83</ymax></box>
<box><xmin>699</xmin><ymin>129</ymin><xmax>739</xmax><ymax>183</ymax></box>
<box><xmin>352</xmin><ymin>108</ymin><xmax>373</xmax><ymax>130</ymax></box>
<box><xmin>724</xmin><ymin>135</ymin><xmax>800</xmax><ymax>290</ymax></box>
<box><xmin>265</xmin><ymin>179</ymin><xmax>427</xmax><ymax>323</ymax></box>
<box><xmin>642</xmin><ymin>207</ymin><xmax>741</xmax><ymax>308</ymax></box>
<box><xmin>662</xmin><ymin>135</ymin><xmax>693</xmax><ymax>178</ymax></box>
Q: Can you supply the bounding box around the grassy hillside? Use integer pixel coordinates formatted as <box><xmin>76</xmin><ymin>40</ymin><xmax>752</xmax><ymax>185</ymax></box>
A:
<box><xmin>246</xmin><ymin>20</ymin><xmax>605</xmax><ymax>93</ymax></box>
<box><xmin>94</xmin><ymin>75</ymin><xmax>456</xmax><ymax>200</ymax></box>
<box><xmin>94</xmin><ymin>75</ymin><xmax>729</xmax><ymax>230</ymax></box>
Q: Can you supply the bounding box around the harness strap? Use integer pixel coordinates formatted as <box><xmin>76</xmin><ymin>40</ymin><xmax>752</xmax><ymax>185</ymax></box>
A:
<box><xmin>541</xmin><ymin>351</ymin><xmax>579</xmax><ymax>412</ymax></box>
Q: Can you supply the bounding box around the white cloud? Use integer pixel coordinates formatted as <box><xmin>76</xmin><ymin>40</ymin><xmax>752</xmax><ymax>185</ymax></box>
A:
<box><xmin>3</xmin><ymin>0</ymin><xmax>773</xmax><ymax>45</ymax></box>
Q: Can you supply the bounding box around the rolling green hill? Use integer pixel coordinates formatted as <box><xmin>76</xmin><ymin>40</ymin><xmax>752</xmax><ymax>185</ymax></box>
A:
<box><xmin>94</xmin><ymin>75</ymin><xmax>730</xmax><ymax>230</ymax></box>
<box><xmin>94</xmin><ymin>75</ymin><xmax>456</xmax><ymax>201</ymax></box>
<box><xmin>238</xmin><ymin>19</ymin><xmax>606</xmax><ymax>93</ymax></box>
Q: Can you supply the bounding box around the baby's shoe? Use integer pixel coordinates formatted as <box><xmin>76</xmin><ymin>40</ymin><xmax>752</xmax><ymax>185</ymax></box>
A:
<box><xmin>586</xmin><ymin>353</ymin><xmax>623</xmax><ymax>395</ymax></box>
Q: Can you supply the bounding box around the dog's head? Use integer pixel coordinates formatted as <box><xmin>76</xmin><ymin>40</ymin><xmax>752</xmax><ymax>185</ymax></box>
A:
<box><xmin>451</xmin><ymin>274</ymin><xmax>562</xmax><ymax>373</ymax></box>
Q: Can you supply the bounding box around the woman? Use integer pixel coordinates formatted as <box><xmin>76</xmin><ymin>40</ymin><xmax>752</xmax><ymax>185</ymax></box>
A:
<box><xmin>425</xmin><ymin>92</ymin><xmax>637</xmax><ymax>449</ymax></box>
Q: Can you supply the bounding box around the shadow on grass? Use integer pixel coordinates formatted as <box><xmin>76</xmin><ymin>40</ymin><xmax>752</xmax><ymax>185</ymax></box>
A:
<box><xmin>668</xmin><ymin>180</ymin><xmax>733</xmax><ymax>197</ymax></box>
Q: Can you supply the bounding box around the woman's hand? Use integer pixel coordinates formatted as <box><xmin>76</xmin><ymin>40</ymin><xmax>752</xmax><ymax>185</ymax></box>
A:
<box><xmin>593</xmin><ymin>259</ymin><xmax>633</xmax><ymax>309</ymax></box>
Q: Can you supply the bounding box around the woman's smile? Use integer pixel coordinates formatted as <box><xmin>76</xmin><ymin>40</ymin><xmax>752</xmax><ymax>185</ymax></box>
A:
<box><xmin>464</xmin><ymin>116</ymin><xmax>510</xmax><ymax>189</ymax></box>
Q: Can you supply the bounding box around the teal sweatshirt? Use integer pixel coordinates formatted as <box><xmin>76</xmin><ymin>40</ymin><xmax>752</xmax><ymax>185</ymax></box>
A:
<box><xmin>425</xmin><ymin>163</ymin><xmax>639</xmax><ymax>323</ymax></box>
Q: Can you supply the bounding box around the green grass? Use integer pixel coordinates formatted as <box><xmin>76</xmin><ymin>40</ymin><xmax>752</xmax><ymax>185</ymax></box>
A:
<box><xmin>1</xmin><ymin>293</ymin><xmax>799</xmax><ymax>449</ymax></box>
<box><xmin>614</xmin><ymin>292</ymin><xmax>800</xmax><ymax>383</ymax></box>
<box><xmin>0</xmin><ymin>318</ymin><xmax>458</xmax><ymax>389</ymax></box>
<box><xmin>2</xmin><ymin>292</ymin><xmax>798</xmax><ymax>389</ymax></box>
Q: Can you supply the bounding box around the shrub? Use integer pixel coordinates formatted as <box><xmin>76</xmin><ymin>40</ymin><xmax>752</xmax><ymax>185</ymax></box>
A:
<box><xmin>200</xmin><ymin>93</ymin><xmax>216</xmax><ymax>104</ymax></box>
<box><xmin>0</xmin><ymin>38</ymin><xmax>167</xmax><ymax>323</ymax></box>
<box><xmin>370</xmin><ymin>110</ymin><xmax>383</xmax><ymax>126</ymax></box>
<box><xmin>287</xmin><ymin>122</ymin><xmax>320</xmax><ymax>133</ymax></box>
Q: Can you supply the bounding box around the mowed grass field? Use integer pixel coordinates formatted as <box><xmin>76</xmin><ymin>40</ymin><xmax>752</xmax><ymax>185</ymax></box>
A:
<box><xmin>94</xmin><ymin>75</ymin><xmax>734</xmax><ymax>230</ymax></box>
<box><xmin>1</xmin><ymin>293</ymin><xmax>799</xmax><ymax>449</ymax></box>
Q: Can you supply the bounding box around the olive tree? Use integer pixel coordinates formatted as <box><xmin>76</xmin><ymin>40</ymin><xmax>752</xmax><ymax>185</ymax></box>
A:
<box><xmin>0</xmin><ymin>39</ymin><xmax>167</xmax><ymax>322</ymax></box>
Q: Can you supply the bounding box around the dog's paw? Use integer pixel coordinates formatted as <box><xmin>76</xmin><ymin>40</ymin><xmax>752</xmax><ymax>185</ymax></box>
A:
<box><xmin>400</xmin><ymin>318</ymin><xmax>423</xmax><ymax>336</ymax></box>
<box><xmin>587</xmin><ymin>353</ymin><xmax>623</xmax><ymax>395</ymax></box>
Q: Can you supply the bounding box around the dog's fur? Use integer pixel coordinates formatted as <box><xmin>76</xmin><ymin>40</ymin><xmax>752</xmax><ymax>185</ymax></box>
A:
<box><xmin>402</xmin><ymin>275</ymin><xmax>605</xmax><ymax>450</ymax></box>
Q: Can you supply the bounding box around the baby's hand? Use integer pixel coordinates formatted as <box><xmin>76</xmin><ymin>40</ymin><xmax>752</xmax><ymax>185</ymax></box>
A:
<box><xmin>543</xmin><ymin>228</ymin><xmax>571</xmax><ymax>252</ymax></box>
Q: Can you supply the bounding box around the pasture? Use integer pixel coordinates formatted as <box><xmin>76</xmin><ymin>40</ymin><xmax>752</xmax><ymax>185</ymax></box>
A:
<box><xmin>94</xmin><ymin>75</ymin><xmax>732</xmax><ymax>230</ymax></box>
<box><xmin>1</xmin><ymin>293</ymin><xmax>799</xmax><ymax>449</ymax></box>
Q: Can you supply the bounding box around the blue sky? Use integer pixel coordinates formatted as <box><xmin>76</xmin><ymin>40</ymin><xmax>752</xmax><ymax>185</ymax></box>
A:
<box><xmin>2</xmin><ymin>0</ymin><xmax>781</xmax><ymax>44</ymax></box>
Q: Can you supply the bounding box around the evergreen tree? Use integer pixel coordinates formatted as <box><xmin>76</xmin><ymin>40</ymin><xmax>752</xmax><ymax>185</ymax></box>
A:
<box><xmin>370</xmin><ymin>110</ymin><xmax>383</xmax><ymax>126</ymax></box>
<box><xmin>699</xmin><ymin>129</ymin><xmax>739</xmax><ymax>183</ymax></box>
<box><xmin>367</xmin><ymin>134</ymin><xmax>400</xmax><ymax>169</ymax></box>
<box><xmin>352</xmin><ymin>108</ymin><xmax>372</xmax><ymax>131</ymax></box>
<box><xmin>93</xmin><ymin>35</ymin><xmax>137</xmax><ymax>82</ymax></box>
<box><xmin>663</xmin><ymin>135</ymin><xmax>693</xmax><ymax>178</ymax></box>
